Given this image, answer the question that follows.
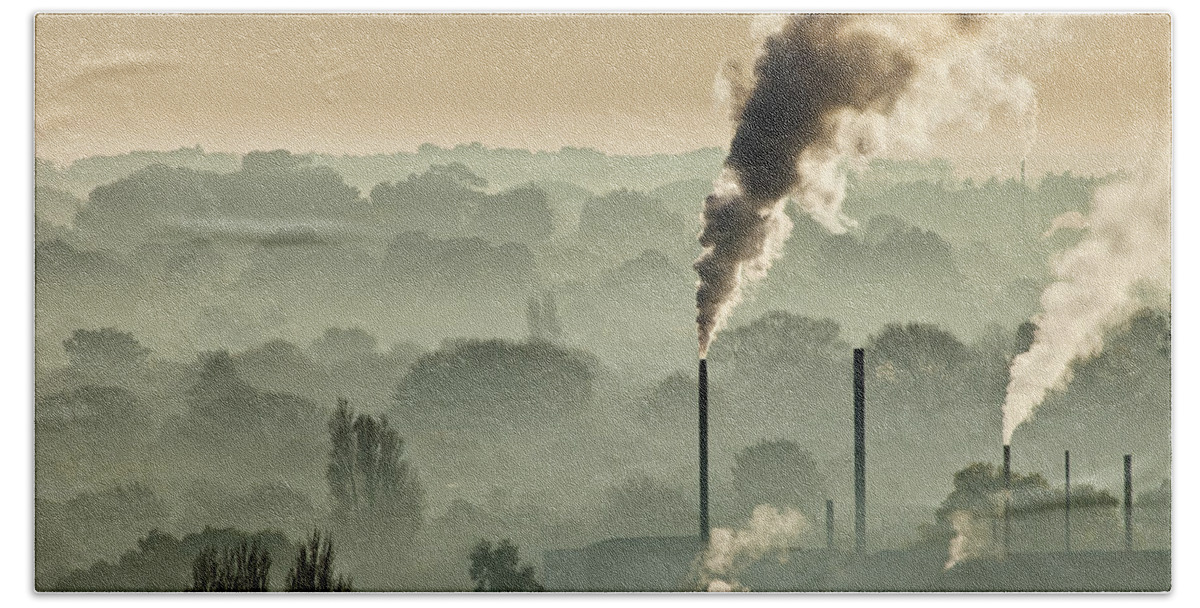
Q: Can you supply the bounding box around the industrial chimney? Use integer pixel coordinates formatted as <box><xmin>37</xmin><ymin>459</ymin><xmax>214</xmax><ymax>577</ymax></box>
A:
<box><xmin>853</xmin><ymin>348</ymin><xmax>866</xmax><ymax>554</ymax></box>
<box><xmin>1064</xmin><ymin>450</ymin><xmax>1072</xmax><ymax>552</ymax></box>
<box><xmin>1003</xmin><ymin>444</ymin><xmax>1012</xmax><ymax>557</ymax></box>
<box><xmin>1124</xmin><ymin>454</ymin><xmax>1133</xmax><ymax>552</ymax></box>
<box><xmin>699</xmin><ymin>359</ymin><xmax>710</xmax><ymax>542</ymax></box>
<box><xmin>826</xmin><ymin>499</ymin><xmax>835</xmax><ymax>551</ymax></box>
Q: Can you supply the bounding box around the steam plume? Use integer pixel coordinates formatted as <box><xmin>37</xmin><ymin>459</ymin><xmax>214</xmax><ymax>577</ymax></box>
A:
<box><xmin>944</xmin><ymin>508</ymin><xmax>1002</xmax><ymax>570</ymax></box>
<box><xmin>699</xmin><ymin>504</ymin><xmax>806</xmax><ymax>591</ymax></box>
<box><xmin>695</xmin><ymin>14</ymin><xmax>1038</xmax><ymax>355</ymax></box>
<box><xmin>1002</xmin><ymin>149</ymin><xmax>1171</xmax><ymax>444</ymax></box>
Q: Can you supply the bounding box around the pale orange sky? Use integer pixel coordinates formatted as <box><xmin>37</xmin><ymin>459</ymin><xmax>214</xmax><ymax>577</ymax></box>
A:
<box><xmin>34</xmin><ymin>13</ymin><xmax>1170</xmax><ymax>177</ymax></box>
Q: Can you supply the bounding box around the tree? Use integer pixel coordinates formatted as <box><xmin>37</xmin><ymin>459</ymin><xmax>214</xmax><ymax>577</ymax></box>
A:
<box><xmin>51</xmin><ymin>527</ymin><xmax>290</xmax><ymax>592</ymax></box>
<box><xmin>933</xmin><ymin>462</ymin><xmax>1121</xmax><ymax>553</ymax></box>
<box><xmin>36</xmin><ymin>385</ymin><xmax>141</xmax><ymax>431</ymax></box>
<box><xmin>382</xmin><ymin>231</ymin><xmax>536</xmax><ymax>290</ymax></box>
<box><xmin>394</xmin><ymin>339</ymin><xmax>596</xmax><ymax>426</ymax></box>
<box><xmin>577</xmin><ymin>188</ymin><xmax>685</xmax><ymax>253</ymax></box>
<box><xmin>597</xmin><ymin>474</ymin><xmax>693</xmax><ymax>539</ymax></box>
<box><xmin>708</xmin><ymin>311</ymin><xmax>844</xmax><ymax>371</ymax></box>
<box><xmin>285</xmin><ymin>530</ymin><xmax>351</xmax><ymax>592</ymax></box>
<box><xmin>326</xmin><ymin>400</ymin><xmax>424</xmax><ymax>533</ymax></box>
<box><xmin>62</xmin><ymin>328</ymin><xmax>150</xmax><ymax>380</ymax></box>
<box><xmin>468</xmin><ymin>539</ymin><xmax>544</xmax><ymax>592</ymax></box>
<box><xmin>327</xmin><ymin>398</ymin><xmax>357</xmax><ymax>509</ymax></box>
<box><xmin>867</xmin><ymin>322</ymin><xmax>968</xmax><ymax>381</ymax></box>
<box><xmin>470</xmin><ymin>183</ymin><xmax>555</xmax><ymax>244</ymax></box>
<box><xmin>369</xmin><ymin>163</ymin><xmax>487</xmax><ymax>234</ymax></box>
<box><xmin>731</xmin><ymin>439</ymin><xmax>826</xmax><ymax>521</ymax></box>
<box><xmin>190</xmin><ymin>541</ymin><xmax>272</xmax><ymax>591</ymax></box>
<box><xmin>525</xmin><ymin>292</ymin><xmax>564</xmax><ymax>343</ymax></box>
<box><xmin>309</xmin><ymin>327</ymin><xmax>378</xmax><ymax>364</ymax></box>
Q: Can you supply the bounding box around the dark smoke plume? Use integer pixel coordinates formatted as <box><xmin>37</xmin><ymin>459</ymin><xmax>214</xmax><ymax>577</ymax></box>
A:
<box><xmin>695</xmin><ymin>14</ymin><xmax>1037</xmax><ymax>355</ymax></box>
<box><xmin>726</xmin><ymin>16</ymin><xmax>914</xmax><ymax>204</ymax></box>
<box><xmin>696</xmin><ymin>15</ymin><xmax>915</xmax><ymax>356</ymax></box>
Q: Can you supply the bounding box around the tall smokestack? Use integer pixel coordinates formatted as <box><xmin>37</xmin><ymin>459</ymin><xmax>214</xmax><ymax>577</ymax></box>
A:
<box><xmin>826</xmin><ymin>499</ymin><xmax>835</xmax><ymax>551</ymax></box>
<box><xmin>1003</xmin><ymin>444</ymin><xmax>1012</xmax><ymax>557</ymax></box>
<box><xmin>853</xmin><ymin>348</ymin><xmax>866</xmax><ymax>554</ymax></box>
<box><xmin>1064</xmin><ymin>450</ymin><xmax>1072</xmax><ymax>552</ymax></box>
<box><xmin>1124</xmin><ymin>454</ymin><xmax>1133</xmax><ymax>552</ymax></box>
<box><xmin>699</xmin><ymin>359</ymin><xmax>710</xmax><ymax>542</ymax></box>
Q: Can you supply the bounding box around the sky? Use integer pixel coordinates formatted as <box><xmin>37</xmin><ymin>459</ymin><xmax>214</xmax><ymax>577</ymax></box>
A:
<box><xmin>34</xmin><ymin>13</ymin><xmax>1170</xmax><ymax>178</ymax></box>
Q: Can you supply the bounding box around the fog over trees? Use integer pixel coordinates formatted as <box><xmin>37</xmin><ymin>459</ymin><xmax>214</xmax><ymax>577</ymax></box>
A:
<box><xmin>35</xmin><ymin>145</ymin><xmax>1169</xmax><ymax>590</ymax></box>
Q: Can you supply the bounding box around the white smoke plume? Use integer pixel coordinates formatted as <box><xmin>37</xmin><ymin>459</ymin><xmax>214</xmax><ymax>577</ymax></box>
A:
<box><xmin>1043</xmin><ymin>210</ymin><xmax>1089</xmax><ymax>238</ymax></box>
<box><xmin>943</xmin><ymin>509</ymin><xmax>1002</xmax><ymax>570</ymax></box>
<box><xmin>698</xmin><ymin>504</ymin><xmax>806</xmax><ymax>592</ymax></box>
<box><xmin>696</xmin><ymin>14</ymin><xmax>1039</xmax><ymax>356</ymax></box>
<box><xmin>1002</xmin><ymin>149</ymin><xmax>1171</xmax><ymax>444</ymax></box>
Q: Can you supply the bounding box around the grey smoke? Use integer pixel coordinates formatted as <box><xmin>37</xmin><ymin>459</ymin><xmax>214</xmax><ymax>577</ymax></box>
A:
<box><xmin>695</xmin><ymin>15</ymin><xmax>1037</xmax><ymax>355</ymax></box>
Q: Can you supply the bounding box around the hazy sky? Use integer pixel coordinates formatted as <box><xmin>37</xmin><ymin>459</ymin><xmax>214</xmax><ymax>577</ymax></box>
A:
<box><xmin>35</xmin><ymin>13</ymin><xmax>1170</xmax><ymax>177</ymax></box>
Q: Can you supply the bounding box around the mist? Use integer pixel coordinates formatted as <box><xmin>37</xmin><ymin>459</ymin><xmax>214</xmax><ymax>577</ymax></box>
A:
<box><xmin>35</xmin><ymin>143</ymin><xmax>1169</xmax><ymax>591</ymax></box>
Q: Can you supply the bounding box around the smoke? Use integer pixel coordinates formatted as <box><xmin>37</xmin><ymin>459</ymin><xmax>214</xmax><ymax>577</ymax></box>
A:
<box><xmin>695</xmin><ymin>14</ymin><xmax>1039</xmax><ymax>355</ymax></box>
<box><xmin>698</xmin><ymin>504</ymin><xmax>806</xmax><ymax>592</ymax></box>
<box><xmin>1002</xmin><ymin>149</ymin><xmax>1171</xmax><ymax>444</ymax></box>
<box><xmin>943</xmin><ymin>508</ymin><xmax>1002</xmax><ymax>570</ymax></box>
<box><xmin>1043</xmin><ymin>210</ymin><xmax>1089</xmax><ymax>238</ymax></box>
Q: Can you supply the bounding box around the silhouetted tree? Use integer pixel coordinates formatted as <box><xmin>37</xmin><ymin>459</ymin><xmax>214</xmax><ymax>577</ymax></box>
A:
<box><xmin>62</xmin><ymin>328</ymin><xmax>150</xmax><ymax>380</ymax></box>
<box><xmin>327</xmin><ymin>398</ymin><xmax>357</xmax><ymax>509</ymax></box>
<box><xmin>52</xmin><ymin>527</ymin><xmax>289</xmax><ymax>592</ymax></box>
<box><xmin>190</xmin><ymin>541</ymin><xmax>272</xmax><ymax>591</ymax></box>
<box><xmin>285</xmin><ymin>530</ymin><xmax>351</xmax><ymax>592</ymax></box>
<box><xmin>326</xmin><ymin>400</ymin><xmax>424</xmax><ymax>533</ymax></box>
<box><xmin>731</xmin><ymin>439</ymin><xmax>826</xmax><ymax>520</ymax></box>
<box><xmin>867</xmin><ymin>322</ymin><xmax>968</xmax><ymax>381</ymax></box>
<box><xmin>394</xmin><ymin>339</ymin><xmax>596</xmax><ymax>425</ymax></box>
<box><xmin>468</xmin><ymin>539</ymin><xmax>544</xmax><ymax>592</ymax></box>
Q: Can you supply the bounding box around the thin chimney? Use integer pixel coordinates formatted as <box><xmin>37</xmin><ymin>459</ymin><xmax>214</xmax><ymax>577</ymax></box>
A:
<box><xmin>1124</xmin><ymin>454</ymin><xmax>1133</xmax><ymax>552</ymax></box>
<box><xmin>1003</xmin><ymin>444</ymin><xmax>1012</xmax><ymax>557</ymax></box>
<box><xmin>1064</xmin><ymin>450</ymin><xmax>1072</xmax><ymax>552</ymax></box>
<box><xmin>826</xmin><ymin>499</ymin><xmax>835</xmax><ymax>551</ymax></box>
<box><xmin>699</xmin><ymin>359</ymin><xmax>710</xmax><ymax>542</ymax></box>
<box><xmin>853</xmin><ymin>348</ymin><xmax>866</xmax><ymax>554</ymax></box>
